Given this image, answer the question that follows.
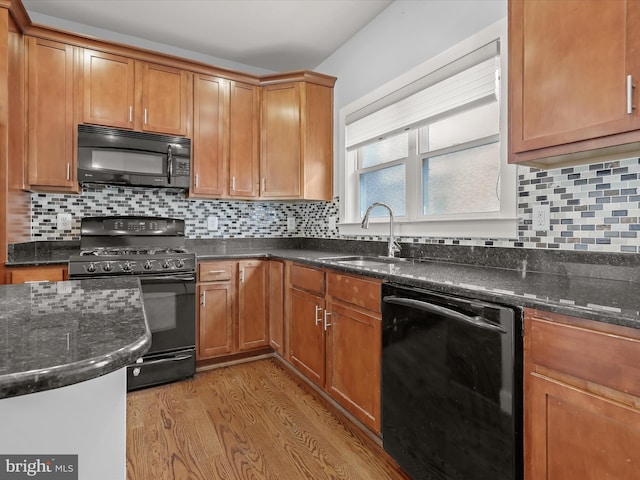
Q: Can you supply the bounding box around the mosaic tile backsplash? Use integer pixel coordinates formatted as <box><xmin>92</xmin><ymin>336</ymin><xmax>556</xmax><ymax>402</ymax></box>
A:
<box><xmin>30</xmin><ymin>157</ymin><xmax>640</xmax><ymax>253</ymax></box>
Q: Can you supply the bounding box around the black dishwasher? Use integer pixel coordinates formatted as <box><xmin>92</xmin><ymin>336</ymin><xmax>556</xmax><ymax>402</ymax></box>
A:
<box><xmin>381</xmin><ymin>283</ymin><xmax>523</xmax><ymax>480</ymax></box>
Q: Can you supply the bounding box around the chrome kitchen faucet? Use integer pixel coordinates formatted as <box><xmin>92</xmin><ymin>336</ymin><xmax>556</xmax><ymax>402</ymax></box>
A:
<box><xmin>361</xmin><ymin>202</ymin><xmax>401</xmax><ymax>258</ymax></box>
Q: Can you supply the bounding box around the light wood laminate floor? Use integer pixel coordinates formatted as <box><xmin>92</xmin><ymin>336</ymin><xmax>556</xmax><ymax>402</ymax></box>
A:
<box><xmin>126</xmin><ymin>358</ymin><xmax>409</xmax><ymax>480</ymax></box>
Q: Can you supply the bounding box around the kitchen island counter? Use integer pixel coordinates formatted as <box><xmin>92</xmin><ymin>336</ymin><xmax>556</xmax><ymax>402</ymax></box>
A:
<box><xmin>0</xmin><ymin>277</ymin><xmax>150</xmax><ymax>399</ymax></box>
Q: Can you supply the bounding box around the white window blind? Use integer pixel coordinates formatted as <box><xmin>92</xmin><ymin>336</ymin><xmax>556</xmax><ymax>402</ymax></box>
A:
<box><xmin>345</xmin><ymin>41</ymin><xmax>499</xmax><ymax>149</ymax></box>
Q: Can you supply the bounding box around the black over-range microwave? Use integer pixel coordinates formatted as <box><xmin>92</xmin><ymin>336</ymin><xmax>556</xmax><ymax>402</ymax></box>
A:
<box><xmin>77</xmin><ymin>124</ymin><xmax>191</xmax><ymax>189</ymax></box>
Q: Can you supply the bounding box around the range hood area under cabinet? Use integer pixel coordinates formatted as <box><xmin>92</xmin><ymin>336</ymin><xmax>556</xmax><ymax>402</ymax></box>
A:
<box><xmin>14</xmin><ymin>10</ymin><xmax>335</xmax><ymax>201</ymax></box>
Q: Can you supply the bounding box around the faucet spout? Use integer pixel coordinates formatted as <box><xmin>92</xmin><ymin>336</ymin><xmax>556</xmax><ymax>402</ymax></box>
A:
<box><xmin>361</xmin><ymin>202</ymin><xmax>401</xmax><ymax>257</ymax></box>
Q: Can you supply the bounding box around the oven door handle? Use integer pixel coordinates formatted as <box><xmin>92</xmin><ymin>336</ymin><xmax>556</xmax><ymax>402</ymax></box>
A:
<box><xmin>383</xmin><ymin>296</ymin><xmax>507</xmax><ymax>333</ymax></box>
<box><xmin>132</xmin><ymin>354</ymin><xmax>192</xmax><ymax>367</ymax></box>
<box><xmin>140</xmin><ymin>273</ymin><xmax>196</xmax><ymax>282</ymax></box>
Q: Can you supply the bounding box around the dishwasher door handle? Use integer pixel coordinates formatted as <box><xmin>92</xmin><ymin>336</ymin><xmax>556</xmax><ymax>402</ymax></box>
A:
<box><xmin>383</xmin><ymin>296</ymin><xmax>507</xmax><ymax>333</ymax></box>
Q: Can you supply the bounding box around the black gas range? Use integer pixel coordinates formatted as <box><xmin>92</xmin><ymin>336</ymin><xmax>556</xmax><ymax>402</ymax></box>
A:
<box><xmin>69</xmin><ymin>216</ymin><xmax>196</xmax><ymax>391</ymax></box>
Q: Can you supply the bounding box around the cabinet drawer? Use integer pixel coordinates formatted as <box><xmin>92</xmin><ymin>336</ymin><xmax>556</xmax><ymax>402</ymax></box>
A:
<box><xmin>7</xmin><ymin>266</ymin><xmax>67</xmax><ymax>284</ymax></box>
<box><xmin>290</xmin><ymin>264</ymin><xmax>324</xmax><ymax>295</ymax></box>
<box><xmin>327</xmin><ymin>272</ymin><xmax>381</xmax><ymax>313</ymax></box>
<box><xmin>529</xmin><ymin>316</ymin><xmax>640</xmax><ymax>398</ymax></box>
<box><xmin>198</xmin><ymin>261</ymin><xmax>234</xmax><ymax>282</ymax></box>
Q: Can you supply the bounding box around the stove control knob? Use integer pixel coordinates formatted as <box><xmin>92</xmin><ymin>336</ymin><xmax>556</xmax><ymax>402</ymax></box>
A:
<box><xmin>122</xmin><ymin>261</ymin><xmax>132</xmax><ymax>272</ymax></box>
<box><xmin>87</xmin><ymin>262</ymin><xmax>96</xmax><ymax>273</ymax></box>
<box><xmin>176</xmin><ymin>258</ymin><xmax>185</xmax><ymax>268</ymax></box>
<box><xmin>144</xmin><ymin>260</ymin><xmax>153</xmax><ymax>270</ymax></box>
<box><xmin>162</xmin><ymin>260</ymin><xmax>171</xmax><ymax>269</ymax></box>
<box><xmin>103</xmin><ymin>262</ymin><xmax>113</xmax><ymax>272</ymax></box>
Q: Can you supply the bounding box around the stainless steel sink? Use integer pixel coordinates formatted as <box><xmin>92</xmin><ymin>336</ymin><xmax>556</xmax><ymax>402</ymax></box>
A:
<box><xmin>317</xmin><ymin>255</ymin><xmax>410</xmax><ymax>268</ymax></box>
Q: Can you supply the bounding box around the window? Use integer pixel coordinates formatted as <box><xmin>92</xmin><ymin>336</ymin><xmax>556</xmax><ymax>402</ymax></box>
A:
<box><xmin>339</xmin><ymin>19</ymin><xmax>516</xmax><ymax>239</ymax></box>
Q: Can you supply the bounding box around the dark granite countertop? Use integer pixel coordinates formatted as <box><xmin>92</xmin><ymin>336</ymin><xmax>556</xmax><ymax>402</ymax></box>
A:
<box><xmin>6</xmin><ymin>241</ymin><xmax>80</xmax><ymax>267</ymax></box>
<box><xmin>0</xmin><ymin>277</ymin><xmax>151</xmax><ymax>399</ymax></box>
<box><xmin>191</xmin><ymin>243</ymin><xmax>640</xmax><ymax>331</ymax></box>
<box><xmin>8</xmin><ymin>238</ymin><xmax>640</xmax><ymax>330</ymax></box>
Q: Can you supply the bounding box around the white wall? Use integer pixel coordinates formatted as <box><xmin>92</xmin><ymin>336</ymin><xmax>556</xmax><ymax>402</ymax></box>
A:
<box><xmin>27</xmin><ymin>12</ymin><xmax>275</xmax><ymax>76</ymax></box>
<box><xmin>313</xmin><ymin>0</ymin><xmax>507</xmax><ymax>178</ymax></box>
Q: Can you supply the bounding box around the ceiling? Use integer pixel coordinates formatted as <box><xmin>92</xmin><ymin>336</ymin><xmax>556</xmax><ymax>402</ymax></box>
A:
<box><xmin>21</xmin><ymin>0</ymin><xmax>393</xmax><ymax>72</ymax></box>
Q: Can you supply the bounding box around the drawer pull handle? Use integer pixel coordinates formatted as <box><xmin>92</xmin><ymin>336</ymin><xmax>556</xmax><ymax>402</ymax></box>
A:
<box><xmin>208</xmin><ymin>270</ymin><xmax>227</xmax><ymax>274</ymax></box>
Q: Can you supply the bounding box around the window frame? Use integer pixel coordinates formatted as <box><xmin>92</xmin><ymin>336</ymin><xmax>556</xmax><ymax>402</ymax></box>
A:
<box><xmin>338</xmin><ymin>18</ymin><xmax>517</xmax><ymax>239</ymax></box>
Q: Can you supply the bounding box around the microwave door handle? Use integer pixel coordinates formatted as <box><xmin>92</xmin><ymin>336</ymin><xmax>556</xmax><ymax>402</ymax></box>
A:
<box><xmin>167</xmin><ymin>145</ymin><xmax>173</xmax><ymax>185</ymax></box>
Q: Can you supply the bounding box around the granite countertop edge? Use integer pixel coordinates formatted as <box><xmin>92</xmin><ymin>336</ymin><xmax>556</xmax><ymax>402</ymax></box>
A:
<box><xmin>0</xmin><ymin>331</ymin><xmax>151</xmax><ymax>400</ymax></box>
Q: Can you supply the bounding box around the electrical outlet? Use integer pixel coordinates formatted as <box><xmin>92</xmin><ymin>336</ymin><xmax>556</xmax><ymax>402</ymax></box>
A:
<box><xmin>207</xmin><ymin>216</ymin><xmax>218</xmax><ymax>230</ymax></box>
<box><xmin>532</xmin><ymin>205</ymin><xmax>550</xmax><ymax>231</ymax></box>
<box><xmin>328</xmin><ymin>216</ymin><xmax>337</xmax><ymax>230</ymax></box>
<box><xmin>287</xmin><ymin>216</ymin><xmax>296</xmax><ymax>232</ymax></box>
<box><xmin>57</xmin><ymin>213</ymin><xmax>72</xmax><ymax>231</ymax></box>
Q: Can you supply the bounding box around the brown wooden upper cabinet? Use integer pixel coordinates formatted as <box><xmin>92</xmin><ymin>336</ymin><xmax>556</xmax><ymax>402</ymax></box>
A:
<box><xmin>509</xmin><ymin>0</ymin><xmax>640</xmax><ymax>168</ymax></box>
<box><xmin>25</xmin><ymin>36</ymin><xmax>77</xmax><ymax>192</ymax></box>
<box><xmin>229</xmin><ymin>80</ymin><xmax>260</xmax><ymax>198</ymax></box>
<box><xmin>82</xmin><ymin>49</ymin><xmax>192</xmax><ymax>136</ymax></box>
<box><xmin>261</xmin><ymin>78</ymin><xmax>335</xmax><ymax>200</ymax></box>
<box><xmin>191</xmin><ymin>75</ymin><xmax>259</xmax><ymax>198</ymax></box>
<box><xmin>192</xmin><ymin>74</ymin><xmax>227</xmax><ymax>197</ymax></box>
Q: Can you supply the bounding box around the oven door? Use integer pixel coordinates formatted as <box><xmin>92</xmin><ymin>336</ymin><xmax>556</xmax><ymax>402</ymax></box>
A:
<box><xmin>139</xmin><ymin>273</ymin><xmax>196</xmax><ymax>355</ymax></box>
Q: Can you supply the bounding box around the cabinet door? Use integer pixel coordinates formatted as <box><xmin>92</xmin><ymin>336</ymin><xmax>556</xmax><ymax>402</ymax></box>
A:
<box><xmin>26</xmin><ymin>37</ymin><xmax>75</xmax><ymax>190</ymax></box>
<box><xmin>325</xmin><ymin>302</ymin><xmax>381</xmax><ymax>433</ymax></box>
<box><xmin>301</xmin><ymin>82</ymin><xmax>333</xmax><ymax>201</ymax></box>
<box><xmin>82</xmin><ymin>49</ymin><xmax>135</xmax><ymax>129</ymax></box>
<box><xmin>260</xmin><ymin>83</ymin><xmax>301</xmax><ymax>198</ymax></box>
<box><xmin>289</xmin><ymin>289</ymin><xmax>324</xmax><ymax>385</ymax></box>
<box><xmin>198</xmin><ymin>283</ymin><xmax>234</xmax><ymax>359</ymax></box>
<box><xmin>509</xmin><ymin>0</ymin><xmax>640</xmax><ymax>161</ymax></box>
<box><xmin>229</xmin><ymin>81</ymin><xmax>259</xmax><ymax>198</ymax></box>
<box><xmin>237</xmin><ymin>260</ymin><xmax>269</xmax><ymax>351</ymax></box>
<box><xmin>140</xmin><ymin>62</ymin><xmax>191</xmax><ymax>136</ymax></box>
<box><xmin>192</xmin><ymin>74</ymin><xmax>227</xmax><ymax>196</ymax></box>
<box><xmin>527</xmin><ymin>373</ymin><xmax>640</xmax><ymax>480</ymax></box>
<box><xmin>268</xmin><ymin>261</ymin><xmax>285</xmax><ymax>354</ymax></box>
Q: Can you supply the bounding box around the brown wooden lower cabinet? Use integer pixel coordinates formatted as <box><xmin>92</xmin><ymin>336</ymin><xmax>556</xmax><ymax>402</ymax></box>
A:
<box><xmin>525</xmin><ymin>308</ymin><xmax>640</xmax><ymax>480</ymax></box>
<box><xmin>287</xmin><ymin>262</ymin><xmax>382</xmax><ymax>434</ymax></box>
<box><xmin>268</xmin><ymin>260</ymin><xmax>285</xmax><ymax>354</ymax></box>
<box><xmin>197</xmin><ymin>259</ymin><xmax>270</xmax><ymax>361</ymax></box>
<box><xmin>6</xmin><ymin>265</ymin><xmax>68</xmax><ymax>284</ymax></box>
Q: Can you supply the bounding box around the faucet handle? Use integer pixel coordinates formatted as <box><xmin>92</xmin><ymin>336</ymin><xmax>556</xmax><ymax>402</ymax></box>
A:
<box><xmin>389</xmin><ymin>240</ymin><xmax>401</xmax><ymax>257</ymax></box>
